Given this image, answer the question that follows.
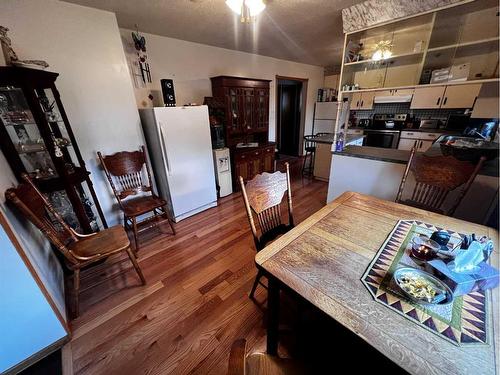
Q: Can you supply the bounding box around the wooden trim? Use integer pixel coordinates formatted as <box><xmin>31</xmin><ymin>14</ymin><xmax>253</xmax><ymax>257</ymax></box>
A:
<box><xmin>275</xmin><ymin>76</ymin><xmax>309</xmax><ymax>156</ymax></box>
<box><xmin>0</xmin><ymin>207</ymin><xmax>70</xmax><ymax>334</ymax></box>
<box><xmin>343</xmin><ymin>0</ymin><xmax>474</xmax><ymax>35</ymax></box>
<box><xmin>61</xmin><ymin>341</ymin><xmax>73</xmax><ymax>375</ymax></box>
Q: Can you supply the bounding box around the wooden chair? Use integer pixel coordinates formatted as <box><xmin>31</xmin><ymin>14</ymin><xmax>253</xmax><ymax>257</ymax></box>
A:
<box><xmin>239</xmin><ymin>162</ymin><xmax>294</xmax><ymax>299</ymax></box>
<box><xmin>301</xmin><ymin>135</ymin><xmax>316</xmax><ymax>176</ymax></box>
<box><xmin>98</xmin><ymin>146</ymin><xmax>176</xmax><ymax>252</ymax></box>
<box><xmin>5</xmin><ymin>174</ymin><xmax>146</xmax><ymax>318</ymax></box>
<box><xmin>396</xmin><ymin>147</ymin><xmax>486</xmax><ymax>216</ymax></box>
<box><xmin>227</xmin><ymin>339</ymin><xmax>307</xmax><ymax>375</ymax></box>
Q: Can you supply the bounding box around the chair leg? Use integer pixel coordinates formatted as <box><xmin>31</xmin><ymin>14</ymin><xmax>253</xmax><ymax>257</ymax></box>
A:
<box><xmin>163</xmin><ymin>205</ymin><xmax>176</xmax><ymax>235</ymax></box>
<box><xmin>250</xmin><ymin>269</ymin><xmax>263</xmax><ymax>299</ymax></box>
<box><xmin>73</xmin><ymin>268</ymin><xmax>80</xmax><ymax>318</ymax></box>
<box><xmin>126</xmin><ymin>247</ymin><xmax>146</xmax><ymax>285</ymax></box>
<box><xmin>131</xmin><ymin>216</ymin><xmax>140</xmax><ymax>253</ymax></box>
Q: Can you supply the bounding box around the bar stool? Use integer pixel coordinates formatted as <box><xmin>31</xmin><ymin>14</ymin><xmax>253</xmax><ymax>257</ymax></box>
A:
<box><xmin>302</xmin><ymin>135</ymin><xmax>316</xmax><ymax>176</ymax></box>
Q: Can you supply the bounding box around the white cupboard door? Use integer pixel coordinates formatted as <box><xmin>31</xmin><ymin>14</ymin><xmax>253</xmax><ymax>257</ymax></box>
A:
<box><xmin>418</xmin><ymin>140</ymin><xmax>434</xmax><ymax>152</ymax></box>
<box><xmin>398</xmin><ymin>138</ymin><xmax>418</xmax><ymax>150</ymax></box>
<box><xmin>410</xmin><ymin>86</ymin><xmax>446</xmax><ymax>109</ymax></box>
<box><xmin>359</xmin><ymin>92</ymin><xmax>375</xmax><ymax>110</ymax></box>
<box><xmin>441</xmin><ymin>83</ymin><xmax>482</xmax><ymax>109</ymax></box>
<box><xmin>351</xmin><ymin>92</ymin><xmax>362</xmax><ymax>110</ymax></box>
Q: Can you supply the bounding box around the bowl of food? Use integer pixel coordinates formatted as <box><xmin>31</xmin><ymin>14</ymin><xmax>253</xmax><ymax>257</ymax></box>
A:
<box><xmin>440</xmin><ymin>136</ymin><xmax>499</xmax><ymax>162</ymax></box>
<box><xmin>411</xmin><ymin>235</ymin><xmax>441</xmax><ymax>261</ymax></box>
<box><xmin>393</xmin><ymin>267</ymin><xmax>453</xmax><ymax>305</ymax></box>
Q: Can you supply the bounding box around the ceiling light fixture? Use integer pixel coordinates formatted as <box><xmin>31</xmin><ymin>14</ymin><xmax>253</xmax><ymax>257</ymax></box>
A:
<box><xmin>226</xmin><ymin>0</ymin><xmax>266</xmax><ymax>22</ymax></box>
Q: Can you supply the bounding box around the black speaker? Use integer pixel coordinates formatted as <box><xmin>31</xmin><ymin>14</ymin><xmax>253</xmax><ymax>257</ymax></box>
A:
<box><xmin>160</xmin><ymin>79</ymin><xmax>176</xmax><ymax>107</ymax></box>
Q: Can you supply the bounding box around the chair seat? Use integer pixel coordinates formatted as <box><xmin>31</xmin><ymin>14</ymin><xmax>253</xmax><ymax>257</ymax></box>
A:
<box><xmin>121</xmin><ymin>195</ymin><xmax>167</xmax><ymax>217</ymax></box>
<box><xmin>246</xmin><ymin>353</ymin><xmax>308</xmax><ymax>375</ymax></box>
<box><xmin>304</xmin><ymin>146</ymin><xmax>316</xmax><ymax>153</ymax></box>
<box><xmin>400</xmin><ymin>199</ymin><xmax>444</xmax><ymax>214</ymax></box>
<box><xmin>69</xmin><ymin>225</ymin><xmax>130</xmax><ymax>257</ymax></box>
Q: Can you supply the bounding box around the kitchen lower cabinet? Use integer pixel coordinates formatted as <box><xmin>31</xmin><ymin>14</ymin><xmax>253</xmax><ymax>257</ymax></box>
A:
<box><xmin>233</xmin><ymin>143</ymin><xmax>275</xmax><ymax>189</ymax></box>
<box><xmin>313</xmin><ymin>143</ymin><xmax>332</xmax><ymax>182</ymax></box>
<box><xmin>398</xmin><ymin>131</ymin><xmax>441</xmax><ymax>152</ymax></box>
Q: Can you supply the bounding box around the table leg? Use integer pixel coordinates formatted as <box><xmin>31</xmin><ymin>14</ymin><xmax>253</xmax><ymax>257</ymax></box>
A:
<box><xmin>267</xmin><ymin>275</ymin><xmax>280</xmax><ymax>355</ymax></box>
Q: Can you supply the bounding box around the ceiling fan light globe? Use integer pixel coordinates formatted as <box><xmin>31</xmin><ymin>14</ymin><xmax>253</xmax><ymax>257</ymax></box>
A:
<box><xmin>226</xmin><ymin>0</ymin><xmax>243</xmax><ymax>15</ymax></box>
<box><xmin>245</xmin><ymin>0</ymin><xmax>266</xmax><ymax>16</ymax></box>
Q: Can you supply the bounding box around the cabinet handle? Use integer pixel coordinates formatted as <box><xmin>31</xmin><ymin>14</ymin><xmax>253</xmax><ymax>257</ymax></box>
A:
<box><xmin>436</xmin><ymin>97</ymin><xmax>441</xmax><ymax>106</ymax></box>
<box><xmin>360</xmin><ymin>100</ymin><xmax>364</xmax><ymax>107</ymax></box>
<box><xmin>443</xmin><ymin>97</ymin><xmax>448</xmax><ymax>106</ymax></box>
<box><xmin>356</xmin><ymin>100</ymin><xmax>360</xmax><ymax>107</ymax></box>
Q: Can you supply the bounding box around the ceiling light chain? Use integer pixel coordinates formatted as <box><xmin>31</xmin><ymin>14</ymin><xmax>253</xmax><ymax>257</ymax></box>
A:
<box><xmin>226</xmin><ymin>0</ymin><xmax>266</xmax><ymax>23</ymax></box>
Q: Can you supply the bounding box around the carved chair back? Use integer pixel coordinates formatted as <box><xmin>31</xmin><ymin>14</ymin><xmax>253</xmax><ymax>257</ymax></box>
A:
<box><xmin>240</xmin><ymin>163</ymin><xmax>294</xmax><ymax>251</ymax></box>
<box><xmin>5</xmin><ymin>174</ymin><xmax>80</xmax><ymax>264</ymax></box>
<box><xmin>98</xmin><ymin>146</ymin><xmax>153</xmax><ymax>206</ymax></box>
<box><xmin>396</xmin><ymin>147</ymin><xmax>486</xmax><ymax>215</ymax></box>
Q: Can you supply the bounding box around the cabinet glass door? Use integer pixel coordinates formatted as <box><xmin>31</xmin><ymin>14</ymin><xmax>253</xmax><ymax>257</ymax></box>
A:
<box><xmin>255</xmin><ymin>89</ymin><xmax>269</xmax><ymax>131</ymax></box>
<box><xmin>0</xmin><ymin>86</ymin><xmax>57</xmax><ymax>179</ymax></box>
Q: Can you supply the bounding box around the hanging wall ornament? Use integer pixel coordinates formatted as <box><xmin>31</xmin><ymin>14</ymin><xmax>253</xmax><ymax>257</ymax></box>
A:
<box><xmin>131</xmin><ymin>25</ymin><xmax>152</xmax><ymax>86</ymax></box>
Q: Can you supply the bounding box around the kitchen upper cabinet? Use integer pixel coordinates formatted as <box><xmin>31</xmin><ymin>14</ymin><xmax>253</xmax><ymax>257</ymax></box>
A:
<box><xmin>441</xmin><ymin>83</ymin><xmax>481</xmax><ymax>109</ymax></box>
<box><xmin>410</xmin><ymin>86</ymin><xmax>446</xmax><ymax>109</ymax></box>
<box><xmin>351</xmin><ymin>91</ymin><xmax>375</xmax><ymax>110</ymax></box>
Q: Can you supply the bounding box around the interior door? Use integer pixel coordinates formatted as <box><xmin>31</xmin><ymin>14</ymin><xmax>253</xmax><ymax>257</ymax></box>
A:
<box><xmin>155</xmin><ymin>106</ymin><xmax>217</xmax><ymax>218</ymax></box>
<box><xmin>277</xmin><ymin>80</ymin><xmax>302</xmax><ymax>156</ymax></box>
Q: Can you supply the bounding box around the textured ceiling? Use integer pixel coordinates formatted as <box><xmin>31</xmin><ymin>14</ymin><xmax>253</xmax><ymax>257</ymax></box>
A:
<box><xmin>63</xmin><ymin>0</ymin><xmax>364</xmax><ymax>71</ymax></box>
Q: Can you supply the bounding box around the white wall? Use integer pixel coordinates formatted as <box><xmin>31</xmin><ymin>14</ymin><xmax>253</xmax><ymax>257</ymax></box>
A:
<box><xmin>120</xmin><ymin>29</ymin><xmax>324</xmax><ymax>143</ymax></box>
<box><xmin>0</xmin><ymin>0</ymin><xmax>144</xmax><ymax>225</ymax></box>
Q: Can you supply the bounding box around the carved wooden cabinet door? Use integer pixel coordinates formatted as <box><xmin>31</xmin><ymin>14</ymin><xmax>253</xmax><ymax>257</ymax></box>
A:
<box><xmin>240</xmin><ymin>88</ymin><xmax>254</xmax><ymax>133</ymax></box>
<box><xmin>262</xmin><ymin>146</ymin><xmax>274</xmax><ymax>173</ymax></box>
<box><xmin>225</xmin><ymin>87</ymin><xmax>243</xmax><ymax>135</ymax></box>
<box><xmin>254</xmin><ymin>88</ymin><xmax>269</xmax><ymax>132</ymax></box>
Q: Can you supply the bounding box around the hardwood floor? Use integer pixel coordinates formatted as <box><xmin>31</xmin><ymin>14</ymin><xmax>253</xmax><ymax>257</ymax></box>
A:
<box><xmin>69</xmin><ymin>158</ymin><xmax>328</xmax><ymax>375</ymax></box>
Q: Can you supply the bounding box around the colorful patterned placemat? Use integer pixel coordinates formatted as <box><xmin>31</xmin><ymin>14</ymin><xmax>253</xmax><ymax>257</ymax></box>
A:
<box><xmin>361</xmin><ymin>220</ymin><xmax>489</xmax><ymax>346</ymax></box>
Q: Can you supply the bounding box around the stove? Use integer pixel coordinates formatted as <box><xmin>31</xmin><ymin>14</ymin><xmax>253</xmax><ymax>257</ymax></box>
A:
<box><xmin>363</xmin><ymin>113</ymin><xmax>408</xmax><ymax>149</ymax></box>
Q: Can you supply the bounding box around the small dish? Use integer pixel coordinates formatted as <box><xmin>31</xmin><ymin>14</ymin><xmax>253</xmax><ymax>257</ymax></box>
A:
<box><xmin>393</xmin><ymin>267</ymin><xmax>453</xmax><ymax>305</ymax></box>
<box><xmin>411</xmin><ymin>235</ymin><xmax>441</xmax><ymax>261</ymax></box>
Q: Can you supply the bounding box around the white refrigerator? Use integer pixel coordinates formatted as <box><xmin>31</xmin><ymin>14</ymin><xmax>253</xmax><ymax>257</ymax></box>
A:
<box><xmin>139</xmin><ymin>106</ymin><xmax>217</xmax><ymax>222</ymax></box>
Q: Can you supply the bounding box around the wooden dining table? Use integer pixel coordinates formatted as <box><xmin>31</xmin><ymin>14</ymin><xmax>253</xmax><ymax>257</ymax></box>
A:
<box><xmin>255</xmin><ymin>192</ymin><xmax>499</xmax><ymax>375</ymax></box>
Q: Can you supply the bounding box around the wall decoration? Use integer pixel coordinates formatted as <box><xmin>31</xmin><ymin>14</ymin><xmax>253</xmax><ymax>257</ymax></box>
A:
<box><xmin>0</xmin><ymin>26</ymin><xmax>49</xmax><ymax>69</ymax></box>
<box><xmin>341</xmin><ymin>0</ymin><xmax>468</xmax><ymax>33</ymax></box>
<box><xmin>131</xmin><ymin>25</ymin><xmax>152</xmax><ymax>87</ymax></box>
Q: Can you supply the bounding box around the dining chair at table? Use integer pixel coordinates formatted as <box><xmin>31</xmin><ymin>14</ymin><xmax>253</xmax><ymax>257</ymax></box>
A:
<box><xmin>5</xmin><ymin>174</ymin><xmax>146</xmax><ymax>318</ymax></box>
<box><xmin>396</xmin><ymin>146</ymin><xmax>486</xmax><ymax>215</ymax></box>
<box><xmin>227</xmin><ymin>339</ymin><xmax>307</xmax><ymax>375</ymax></box>
<box><xmin>240</xmin><ymin>162</ymin><xmax>294</xmax><ymax>299</ymax></box>
<box><xmin>98</xmin><ymin>145</ymin><xmax>176</xmax><ymax>252</ymax></box>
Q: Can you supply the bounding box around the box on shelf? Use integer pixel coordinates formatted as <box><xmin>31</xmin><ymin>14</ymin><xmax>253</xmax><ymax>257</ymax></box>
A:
<box><xmin>449</xmin><ymin>63</ymin><xmax>470</xmax><ymax>82</ymax></box>
<box><xmin>430</xmin><ymin>67</ymin><xmax>451</xmax><ymax>84</ymax></box>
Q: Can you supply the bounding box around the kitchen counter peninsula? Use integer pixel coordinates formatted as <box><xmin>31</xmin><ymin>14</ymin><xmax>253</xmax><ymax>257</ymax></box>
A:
<box><xmin>328</xmin><ymin>139</ymin><xmax>499</xmax><ymax>225</ymax></box>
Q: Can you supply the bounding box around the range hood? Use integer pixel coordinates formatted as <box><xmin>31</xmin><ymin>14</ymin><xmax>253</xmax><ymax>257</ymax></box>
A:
<box><xmin>374</xmin><ymin>95</ymin><xmax>413</xmax><ymax>104</ymax></box>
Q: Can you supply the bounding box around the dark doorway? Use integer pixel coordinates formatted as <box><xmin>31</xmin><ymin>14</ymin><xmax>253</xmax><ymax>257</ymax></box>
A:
<box><xmin>277</xmin><ymin>79</ymin><xmax>304</xmax><ymax>156</ymax></box>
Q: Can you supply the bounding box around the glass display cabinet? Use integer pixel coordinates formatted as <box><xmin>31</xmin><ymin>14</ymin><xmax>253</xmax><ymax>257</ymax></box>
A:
<box><xmin>0</xmin><ymin>66</ymin><xmax>107</xmax><ymax>233</ymax></box>
<box><xmin>340</xmin><ymin>0</ymin><xmax>499</xmax><ymax>90</ymax></box>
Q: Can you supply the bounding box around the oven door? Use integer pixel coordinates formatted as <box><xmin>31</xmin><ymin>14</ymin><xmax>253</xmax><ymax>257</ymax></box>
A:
<box><xmin>363</xmin><ymin>130</ymin><xmax>400</xmax><ymax>149</ymax></box>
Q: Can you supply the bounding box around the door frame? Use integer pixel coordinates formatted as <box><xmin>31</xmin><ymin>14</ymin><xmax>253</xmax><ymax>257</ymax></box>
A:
<box><xmin>275</xmin><ymin>75</ymin><xmax>308</xmax><ymax>156</ymax></box>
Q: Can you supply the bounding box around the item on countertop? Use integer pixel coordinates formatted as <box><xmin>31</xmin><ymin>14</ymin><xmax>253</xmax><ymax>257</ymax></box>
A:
<box><xmin>335</xmin><ymin>132</ymin><xmax>344</xmax><ymax>152</ymax></box>
<box><xmin>430</xmin><ymin>230</ymin><xmax>451</xmax><ymax>248</ymax></box>
<box><xmin>411</xmin><ymin>234</ymin><xmax>440</xmax><ymax>261</ymax></box>
<box><xmin>439</xmin><ymin>135</ymin><xmax>499</xmax><ymax>162</ymax></box>
<box><xmin>393</xmin><ymin>267</ymin><xmax>453</xmax><ymax>305</ymax></box>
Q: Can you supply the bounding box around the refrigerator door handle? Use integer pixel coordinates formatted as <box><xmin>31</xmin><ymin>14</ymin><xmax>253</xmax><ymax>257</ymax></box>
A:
<box><xmin>159</xmin><ymin>122</ymin><xmax>171</xmax><ymax>176</ymax></box>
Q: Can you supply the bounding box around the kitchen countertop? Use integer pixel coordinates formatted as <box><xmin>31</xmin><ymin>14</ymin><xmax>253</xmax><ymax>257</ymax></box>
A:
<box><xmin>332</xmin><ymin>136</ymin><xmax>498</xmax><ymax>177</ymax></box>
<box><xmin>311</xmin><ymin>134</ymin><xmax>364</xmax><ymax>145</ymax></box>
<box><xmin>348</xmin><ymin>127</ymin><xmax>459</xmax><ymax>134</ymax></box>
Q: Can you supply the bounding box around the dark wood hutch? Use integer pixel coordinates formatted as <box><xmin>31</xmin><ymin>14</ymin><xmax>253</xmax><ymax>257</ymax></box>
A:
<box><xmin>0</xmin><ymin>66</ymin><xmax>106</xmax><ymax>233</ymax></box>
<box><xmin>210</xmin><ymin>76</ymin><xmax>275</xmax><ymax>189</ymax></box>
